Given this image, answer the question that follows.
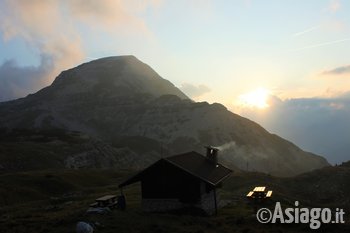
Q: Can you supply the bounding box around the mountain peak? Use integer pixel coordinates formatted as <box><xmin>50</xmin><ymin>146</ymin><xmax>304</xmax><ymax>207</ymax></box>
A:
<box><xmin>49</xmin><ymin>55</ymin><xmax>188</xmax><ymax>99</ymax></box>
<box><xmin>0</xmin><ymin>56</ymin><xmax>329</xmax><ymax>176</ymax></box>
<box><xmin>77</xmin><ymin>55</ymin><xmax>139</xmax><ymax>67</ymax></box>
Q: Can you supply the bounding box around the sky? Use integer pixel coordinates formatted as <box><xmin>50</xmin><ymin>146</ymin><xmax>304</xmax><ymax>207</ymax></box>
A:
<box><xmin>0</xmin><ymin>0</ymin><xmax>349</xmax><ymax>163</ymax></box>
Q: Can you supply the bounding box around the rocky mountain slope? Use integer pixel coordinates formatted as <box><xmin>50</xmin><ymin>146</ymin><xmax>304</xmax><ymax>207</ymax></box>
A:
<box><xmin>0</xmin><ymin>56</ymin><xmax>329</xmax><ymax>176</ymax></box>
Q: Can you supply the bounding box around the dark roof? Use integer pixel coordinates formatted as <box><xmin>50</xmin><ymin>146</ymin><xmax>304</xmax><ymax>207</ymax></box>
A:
<box><xmin>165</xmin><ymin>151</ymin><xmax>232</xmax><ymax>185</ymax></box>
<box><xmin>119</xmin><ymin>151</ymin><xmax>232</xmax><ymax>188</ymax></box>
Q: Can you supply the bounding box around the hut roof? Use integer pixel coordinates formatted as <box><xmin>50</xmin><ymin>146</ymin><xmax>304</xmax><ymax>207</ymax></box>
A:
<box><xmin>119</xmin><ymin>151</ymin><xmax>232</xmax><ymax>188</ymax></box>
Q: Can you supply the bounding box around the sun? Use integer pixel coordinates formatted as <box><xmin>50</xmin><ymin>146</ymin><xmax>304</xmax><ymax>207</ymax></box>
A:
<box><xmin>238</xmin><ymin>87</ymin><xmax>270</xmax><ymax>109</ymax></box>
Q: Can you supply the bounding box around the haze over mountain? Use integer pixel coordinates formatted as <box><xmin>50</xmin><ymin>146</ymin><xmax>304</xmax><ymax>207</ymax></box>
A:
<box><xmin>0</xmin><ymin>56</ymin><xmax>329</xmax><ymax>176</ymax></box>
<box><xmin>238</xmin><ymin>94</ymin><xmax>350</xmax><ymax>164</ymax></box>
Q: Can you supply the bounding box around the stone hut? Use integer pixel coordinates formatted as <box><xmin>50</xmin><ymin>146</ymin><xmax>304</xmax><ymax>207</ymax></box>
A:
<box><xmin>118</xmin><ymin>147</ymin><xmax>232</xmax><ymax>215</ymax></box>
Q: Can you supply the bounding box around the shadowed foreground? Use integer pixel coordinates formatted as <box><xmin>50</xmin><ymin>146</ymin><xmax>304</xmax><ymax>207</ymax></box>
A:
<box><xmin>0</xmin><ymin>168</ymin><xmax>349</xmax><ymax>233</ymax></box>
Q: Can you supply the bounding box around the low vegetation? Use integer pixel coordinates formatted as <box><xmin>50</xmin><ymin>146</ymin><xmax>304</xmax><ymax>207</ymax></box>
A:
<box><xmin>0</xmin><ymin>168</ymin><xmax>349</xmax><ymax>233</ymax></box>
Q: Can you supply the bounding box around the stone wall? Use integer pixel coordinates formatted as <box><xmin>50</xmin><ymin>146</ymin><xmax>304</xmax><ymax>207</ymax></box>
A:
<box><xmin>199</xmin><ymin>181</ymin><xmax>221</xmax><ymax>215</ymax></box>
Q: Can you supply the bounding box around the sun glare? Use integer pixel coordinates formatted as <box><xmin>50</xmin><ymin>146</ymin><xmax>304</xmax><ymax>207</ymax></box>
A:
<box><xmin>238</xmin><ymin>87</ymin><xmax>270</xmax><ymax>109</ymax></box>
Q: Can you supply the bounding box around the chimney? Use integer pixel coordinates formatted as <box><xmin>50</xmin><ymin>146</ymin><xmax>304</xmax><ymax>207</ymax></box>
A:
<box><xmin>205</xmin><ymin>146</ymin><xmax>219</xmax><ymax>164</ymax></box>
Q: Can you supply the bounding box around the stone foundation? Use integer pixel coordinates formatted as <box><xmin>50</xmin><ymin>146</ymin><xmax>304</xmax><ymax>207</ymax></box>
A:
<box><xmin>199</xmin><ymin>187</ymin><xmax>221</xmax><ymax>215</ymax></box>
<box><xmin>141</xmin><ymin>182</ymin><xmax>222</xmax><ymax>215</ymax></box>
<box><xmin>141</xmin><ymin>193</ymin><xmax>220</xmax><ymax>215</ymax></box>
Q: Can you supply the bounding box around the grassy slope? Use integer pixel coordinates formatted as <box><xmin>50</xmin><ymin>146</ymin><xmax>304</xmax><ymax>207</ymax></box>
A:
<box><xmin>0</xmin><ymin>129</ymin><xmax>92</xmax><ymax>172</ymax></box>
<box><xmin>0</xmin><ymin>168</ymin><xmax>349</xmax><ymax>233</ymax></box>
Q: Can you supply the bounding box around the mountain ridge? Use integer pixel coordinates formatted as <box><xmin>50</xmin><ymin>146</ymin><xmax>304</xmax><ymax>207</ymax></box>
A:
<box><xmin>0</xmin><ymin>56</ymin><xmax>329</xmax><ymax>176</ymax></box>
<box><xmin>48</xmin><ymin>55</ymin><xmax>189</xmax><ymax>100</ymax></box>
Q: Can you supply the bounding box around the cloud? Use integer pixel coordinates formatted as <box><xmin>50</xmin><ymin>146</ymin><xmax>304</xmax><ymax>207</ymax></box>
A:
<box><xmin>0</xmin><ymin>0</ymin><xmax>159</xmax><ymax>101</ymax></box>
<box><xmin>338</xmin><ymin>91</ymin><xmax>350</xmax><ymax>98</ymax></box>
<box><xmin>322</xmin><ymin>64</ymin><xmax>350</xmax><ymax>75</ymax></box>
<box><xmin>180</xmin><ymin>83</ymin><xmax>211</xmax><ymax>98</ymax></box>
<box><xmin>65</xmin><ymin>0</ymin><xmax>156</xmax><ymax>35</ymax></box>
<box><xmin>0</xmin><ymin>0</ymin><xmax>84</xmax><ymax>101</ymax></box>
<box><xmin>0</xmin><ymin>56</ymin><xmax>53</xmax><ymax>101</ymax></box>
<box><xmin>328</xmin><ymin>0</ymin><xmax>341</xmax><ymax>13</ymax></box>
<box><xmin>237</xmin><ymin>93</ymin><xmax>350</xmax><ymax>164</ymax></box>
